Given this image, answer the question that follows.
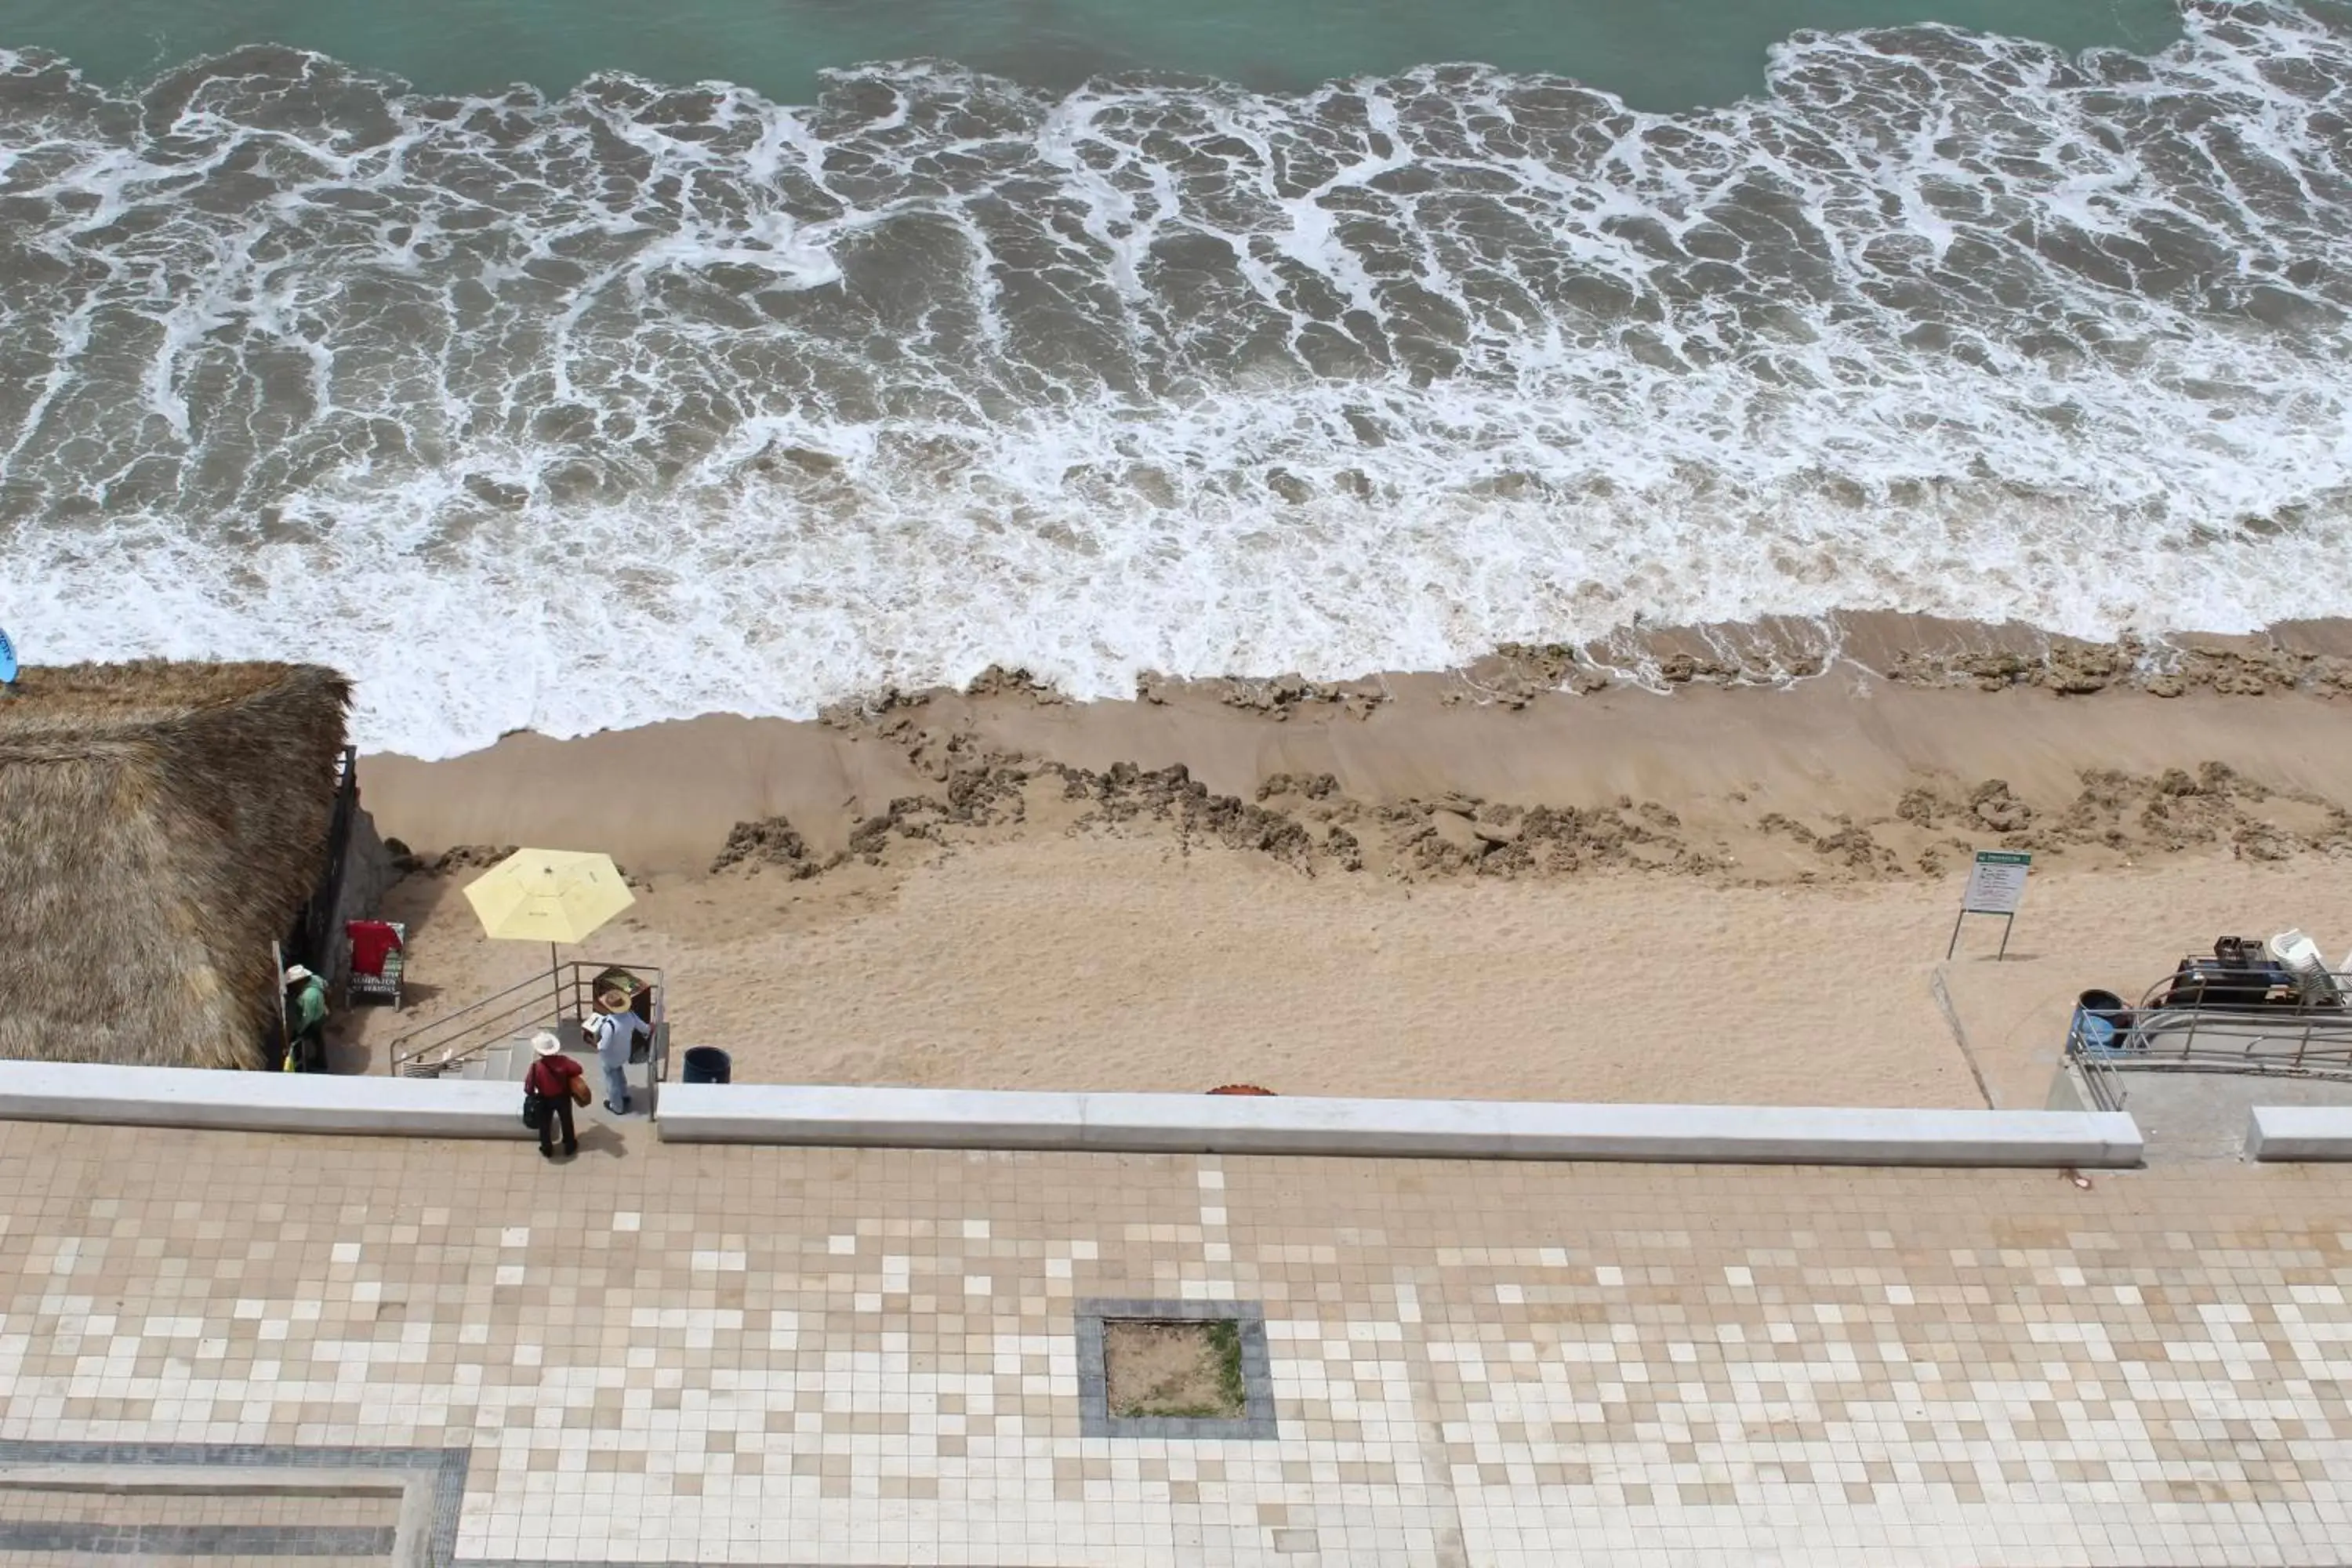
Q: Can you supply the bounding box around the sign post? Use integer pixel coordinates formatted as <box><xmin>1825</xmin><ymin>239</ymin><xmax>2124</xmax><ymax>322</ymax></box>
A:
<box><xmin>270</xmin><ymin>939</ymin><xmax>292</xmax><ymax>1072</ymax></box>
<box><xmin>1948</xmin><ymin>850</ymin><xmax>2031</xmax><ymax>960</ymax></box>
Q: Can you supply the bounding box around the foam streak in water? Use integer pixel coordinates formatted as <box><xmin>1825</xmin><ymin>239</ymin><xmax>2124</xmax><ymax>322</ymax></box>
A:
<box><xmin>1</xmin><ymin>1</ymin><xmax>2349</xmax><ymax>754</ymax></box>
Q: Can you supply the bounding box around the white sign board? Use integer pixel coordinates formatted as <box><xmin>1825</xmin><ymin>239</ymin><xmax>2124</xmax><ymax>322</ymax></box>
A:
<box><xmin>1962</xmin><ymin>851</ymin><xmax>2031</xmax><ymax>914</ymax></box>
<box><xmin>1949</xmin><ymin>850</ymin><xmax>2031</xmax><ymax>960</ymax></box>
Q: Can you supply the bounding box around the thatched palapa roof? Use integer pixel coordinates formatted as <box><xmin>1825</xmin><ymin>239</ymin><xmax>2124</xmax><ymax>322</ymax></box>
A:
<box><xmin>0</xmin><ymin>661</ymin><xmax>352</xmax><ymax>1070</ymax></box>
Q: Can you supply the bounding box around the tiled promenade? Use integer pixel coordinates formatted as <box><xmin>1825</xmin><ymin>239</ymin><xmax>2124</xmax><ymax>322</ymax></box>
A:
<box><xmin>0</xmin><ymin>1119</ymin><xmax>2347</xmax><ymax>1566</ymax></box>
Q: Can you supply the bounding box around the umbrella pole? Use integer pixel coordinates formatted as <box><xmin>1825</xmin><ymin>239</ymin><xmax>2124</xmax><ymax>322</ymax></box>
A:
<box><xmin>550</xmin><ymin>942</ymin><xmax>563</xmax><ymax>1033</ymax></box>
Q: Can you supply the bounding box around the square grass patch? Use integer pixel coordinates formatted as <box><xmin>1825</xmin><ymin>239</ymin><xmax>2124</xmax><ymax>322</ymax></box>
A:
<box><xmin>1107</xmin><ymin>1319</ymin><xmax>1245</xmax><ymax>1418</ymax></box>
<box><xmin>1076</xmin><ymin>1298</ymin><xmax>1275</xmax><ymax>1440</ymax></box>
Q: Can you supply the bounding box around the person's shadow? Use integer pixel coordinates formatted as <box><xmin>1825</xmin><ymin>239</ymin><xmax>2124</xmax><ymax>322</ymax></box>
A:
<box><xmin>572</xmin><ymin>1121</ymin><xmax>633</xmax><ymax>1159</ymax></box>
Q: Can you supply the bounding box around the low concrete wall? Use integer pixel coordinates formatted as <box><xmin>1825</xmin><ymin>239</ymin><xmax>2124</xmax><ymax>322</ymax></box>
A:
<box><xmin>0</xmin><ymin>1061</ymin><xmax>523</xmax><ymax>1139</ymax></box>
<box><xmin>656</xmin><ymin>1084</ymin><xmax>2144</xmax><ymax>1167</ymax></box>
<box><xmin>2245</xmin><ymin>1105</ymin><xmax>2352</xmax><ymax>1161</ymax></box>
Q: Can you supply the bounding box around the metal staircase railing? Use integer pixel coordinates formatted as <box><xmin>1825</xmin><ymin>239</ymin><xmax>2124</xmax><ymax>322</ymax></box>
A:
<box><xmin>387</xmin><ymin>960</ymin><xmax>666</xmax><ymax>1079</ymax></box>
<box><xmin>2066</xmin><ymin>956</ymin><xmax>2352</xmax><ymax>1111</ymax></box>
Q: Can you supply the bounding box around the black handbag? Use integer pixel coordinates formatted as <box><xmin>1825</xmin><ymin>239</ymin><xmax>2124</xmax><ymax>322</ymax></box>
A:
<box><xmin>521</xmin><ymin>1091</ymin><xmax>548</xmax><ymax>1131</ymax></box>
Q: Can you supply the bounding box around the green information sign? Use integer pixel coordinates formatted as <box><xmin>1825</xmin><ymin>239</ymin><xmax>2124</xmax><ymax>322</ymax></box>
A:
<box><xmin>1949</xmin><ymin>850</ymin><xmax>2031</xmax><ymax>960</ymax></box>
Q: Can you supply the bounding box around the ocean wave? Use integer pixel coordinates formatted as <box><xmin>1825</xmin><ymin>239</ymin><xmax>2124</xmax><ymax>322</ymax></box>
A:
<box><xmin>1</xmin><ymin>0</ymin><xmax>2349</xmax><ymax>755</ymax></box>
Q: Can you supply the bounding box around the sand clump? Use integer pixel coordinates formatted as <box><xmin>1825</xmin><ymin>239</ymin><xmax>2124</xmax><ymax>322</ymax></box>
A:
<box><xmin>1882</xmin><ymin>636</ymin><xmax>2352</xmax><ymax>699</ymax></box>
<box><xmin>710</xmin><ymin>818</ymin><xmax>817</xmax><ymax>877</ymax></box>
<box><xmin>1066</xmin><ymin>762</ymin><xmax>1323</xmax><ymax>866</ymax></box>
<box><xmin>1377</xmin><ymin>795</ymin><xmax>1715</xmax><ymax>878</ymax></box>
<box><xmin>1467</xmin><ymin>640</ymin><xmax>1828</xmax><ymax>707</ymax></box>
<box><xmin>703</xmin><ymin>757</ymin><xmax>1325</xmax><ymax>879</ymax></box>
<box><xmin>1459</xmin><ymin>619</ymin><xmax>2352</xmax><ymax>704</ymax></box>
<box><xmin>408</xmin><ymin>842</ymin><xmax>517</xmax><ymax>876</ymax></box>
<box><xmin>961</xmin><ymin>664</ymin><xmax>1067</xmax><ymax>704</ymax></box>
<box><xmin>394</xmin><ymin>840</ymin><xmax>653</xmax><ymax>891</ymax></box>
<box><xmin>696</xmin><ymin>684</ymin><xmax>2352</xmax><ymax>894</ymax></box>
<box><xmin>1889</xmin><ymin>762</ymin><xmax>2352</xmax><ymax>867</ymax></box>
<box><xmin>1135</xmin><ymin>671</ymin><xmax>1388</xmax><ymax>721</ymax></box>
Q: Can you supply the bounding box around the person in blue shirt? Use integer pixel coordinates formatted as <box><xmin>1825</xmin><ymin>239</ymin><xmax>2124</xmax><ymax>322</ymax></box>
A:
<box><xmin>586</xmin><ymin>990</ymin><xmax>649</xmax><ymax>1115</ymax></box>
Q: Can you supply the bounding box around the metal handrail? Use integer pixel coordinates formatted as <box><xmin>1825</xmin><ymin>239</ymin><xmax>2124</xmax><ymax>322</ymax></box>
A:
<box><xmin>2136</xmin><ymin>953</ymin><xmax>2345</xmax><ymax>1013</ymax></box>
<box><xmin>385</xmin><ymin>967</ymin><xmax>562</xmax><ymax>1076</ymax></box>
<box><xmin>387</xmin><ymin>959</ymin><xmax>666</xmax><ymax>1078</ymax></box>
<box><xmin>2067</xmin><ymin>960</ymin><xmax>2352</xmax><ymax>1105</ymax></box>
<box><xmin>646</xmin><ymin>1018</ymin><xmax>672</xmax><ymax>1118</ymax></box>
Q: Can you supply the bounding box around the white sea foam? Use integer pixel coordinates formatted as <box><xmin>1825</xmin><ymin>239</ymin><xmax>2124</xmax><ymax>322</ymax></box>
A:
<box><xmin>1</xmin><ymin>2</ymin><xmax>2349</xmax><ymax>756</ymax></box>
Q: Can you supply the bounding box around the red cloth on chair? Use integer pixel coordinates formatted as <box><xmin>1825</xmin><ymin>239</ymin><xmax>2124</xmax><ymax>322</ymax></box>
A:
<box><xmin>346</xmin><ymin>920</ymin><xmax>403</xmax><ymax>977</ymax></box>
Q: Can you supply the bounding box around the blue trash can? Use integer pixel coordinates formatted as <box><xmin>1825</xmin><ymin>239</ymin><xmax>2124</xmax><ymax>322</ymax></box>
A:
<box><xmin>2071</xmin><ymin>989</ymin><xmax>2128</xmax><ymax>1053</ymax></box>
<box><xmin>681</xmin><ymin>1047</ymin><xmax>731</xmax><ymax>1084</ymax></box>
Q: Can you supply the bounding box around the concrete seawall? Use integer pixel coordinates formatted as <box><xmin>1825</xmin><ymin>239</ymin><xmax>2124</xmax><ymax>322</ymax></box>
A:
<box><xmin>0</xmin><ymin>1061</ymin><xmax>522</xmax><ymax>1138</ymax></box>
<box><xmin>2245</xmin><ymin>1105</ymin><xmax>2352</xmax><ymax>1161</ymax></box>
<box><xmin>655</xmin><ymin>1083</ymin><xmax>2145</xmax><ymax>1167</ymax></box>
<box><xmin>0</xmin><ymin>1062</ymin><xmax>2152</xmax><ymax>1166</ymax></box>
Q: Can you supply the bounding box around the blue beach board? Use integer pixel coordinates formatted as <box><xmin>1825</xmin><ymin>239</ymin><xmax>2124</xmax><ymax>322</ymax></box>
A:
<box><xmin>0</xmin><ymin>626</ymin><xmax>15</xmax><ymax>684</ymax></box>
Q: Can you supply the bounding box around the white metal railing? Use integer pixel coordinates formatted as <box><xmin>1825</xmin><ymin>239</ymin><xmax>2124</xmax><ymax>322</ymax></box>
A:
<box><xmin>2067</xmin><ymin>955</ymin><xmax>2352</xmax><ymax>1111</ymax></box>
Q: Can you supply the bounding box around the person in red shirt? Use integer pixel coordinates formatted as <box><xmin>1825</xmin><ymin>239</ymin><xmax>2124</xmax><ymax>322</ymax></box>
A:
<box><xmin>524</xmin><ymin>1032</ymin><xmax>584</xmax><ymax>1160</ymax></box>
<box><xmin>346</xmin><ymin>920</ymin><xmax>402</xmax><ymax>978</ymax></box>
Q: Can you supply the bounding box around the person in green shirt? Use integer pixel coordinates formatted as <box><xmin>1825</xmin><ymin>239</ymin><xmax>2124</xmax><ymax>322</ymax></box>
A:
<box><xmin>282</xmin><ymin>964</ymin><xmax>328</xmax><ymax>1072</ymax></box>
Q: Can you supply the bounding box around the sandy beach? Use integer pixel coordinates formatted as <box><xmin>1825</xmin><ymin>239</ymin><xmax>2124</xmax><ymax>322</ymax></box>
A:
<box><xmin>346</xmin><ymin>615</ymin><xmax>2352</xmax><ymax>1108</ymax></box>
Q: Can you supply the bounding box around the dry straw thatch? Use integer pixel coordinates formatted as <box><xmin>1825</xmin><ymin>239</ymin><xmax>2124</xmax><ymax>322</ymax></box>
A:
<box><xmin>0</xmin><ymin>661</ymin><xmax>351</xmax><ymax>1069</ymax></box>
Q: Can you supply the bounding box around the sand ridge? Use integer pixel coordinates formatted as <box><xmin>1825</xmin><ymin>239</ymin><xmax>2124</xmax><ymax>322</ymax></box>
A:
<box><xmin>666</xmin><ymin>679</ymin><xmax>2352</xmax><ymax>890</ymax></box>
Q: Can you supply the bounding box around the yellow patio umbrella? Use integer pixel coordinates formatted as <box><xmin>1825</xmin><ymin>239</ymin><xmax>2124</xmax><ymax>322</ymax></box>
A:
<box><xmin>463</xmin><ymin>848</ymin><xmax>635</xmax><ymax>1024</ymax></box>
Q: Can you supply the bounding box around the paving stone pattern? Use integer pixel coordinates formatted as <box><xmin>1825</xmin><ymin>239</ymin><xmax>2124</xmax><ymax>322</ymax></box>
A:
<box><xmin>0</xmin><ymin>1481</ymin><xmax>398</xmax><ymax>1560</ymax></box>
<box><xmin>0</xmin><ymin>1121</ymin><xmax>2347</xmax><ymax>1565</ymax></box>
<box><xmin>0</xmin><ymin>1520</ymin><xmax>395</xmax><ymax>1555</ymax></box>
<box><xmin>0</xmin><ymin>1439</ymin><xmax>465</xmax><ymax>1567</ymax></box>
<box><xmin>0</xmin><ymin>1486</ymin><xmax>397</xmax><ymax>1528</ymax></box>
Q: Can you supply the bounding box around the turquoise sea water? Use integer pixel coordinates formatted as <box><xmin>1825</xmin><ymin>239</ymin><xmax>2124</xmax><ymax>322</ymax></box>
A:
<box><xmin>0</xmin><ymin>0</ymin><xmax>2182</xmax><ymax>107</ymax></box>
<box><xmin>2</xmin><ymin>2</ymin><xmax>2349</xmax><ymax>756</ymax></box>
